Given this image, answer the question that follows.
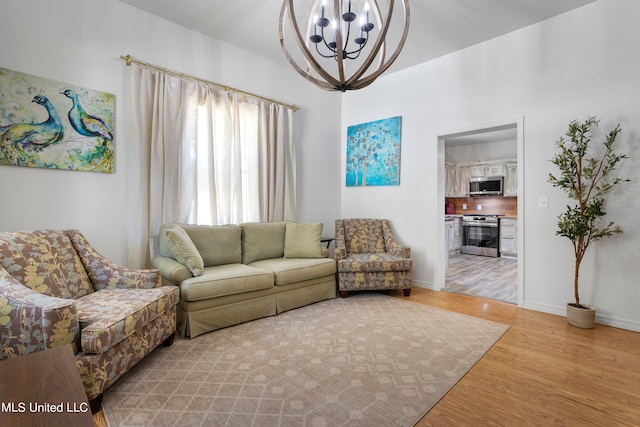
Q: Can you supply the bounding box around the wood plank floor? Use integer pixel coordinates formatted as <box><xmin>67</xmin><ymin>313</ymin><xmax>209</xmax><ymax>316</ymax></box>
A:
<box><xmin>93</xmin><ymin>288</ymin><xmax>640</xmax><ymax>426</ymax></box>
<box><xmin>445</xmin><ymin>253</ymin><xmax>517</xmax><ymax>304</ymax></box>
<box><xmin>396</xmin><ymin>288</ymin><xmax>640</xmax><ymax>426</ymax></box>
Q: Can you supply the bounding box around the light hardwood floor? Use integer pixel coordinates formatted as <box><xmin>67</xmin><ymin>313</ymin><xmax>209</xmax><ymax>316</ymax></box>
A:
<box><xmin>445</xmin><ymin>253</ymin><xmax>517</xmax><ymax>304</ymax></box>
<box><xmin>93</xmin><ymin>288</ymin><xmax>640</xmax><ymax>426</ymax></box>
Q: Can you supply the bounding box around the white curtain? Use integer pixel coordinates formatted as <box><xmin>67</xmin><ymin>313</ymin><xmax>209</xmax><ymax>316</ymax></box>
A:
<box><xmin>125</xmin><ymin>64</ymin><xmax>296</xmax><ymax>267</ymax></box>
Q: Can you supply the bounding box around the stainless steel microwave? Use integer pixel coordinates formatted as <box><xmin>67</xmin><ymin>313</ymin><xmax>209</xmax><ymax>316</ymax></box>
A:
<box><xmin>469</xmin><ymin>176</ymin><xmax>503</xmax><ymax>196</ymax></box>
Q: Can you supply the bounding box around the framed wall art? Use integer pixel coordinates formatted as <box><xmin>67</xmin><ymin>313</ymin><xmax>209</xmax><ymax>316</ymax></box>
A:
<box><xmin>0</xmin><ymin>67</ymin><xmax>115</xmax><ymax>173</ymax></box>
<box><xmin>346</xmin><ymin>116</ymin><xmax>402</xmax><ymax>187</ymax></box>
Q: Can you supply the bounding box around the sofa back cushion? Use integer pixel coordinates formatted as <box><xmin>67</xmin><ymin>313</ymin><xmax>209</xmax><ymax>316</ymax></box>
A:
<box><xmin>0</xmin><ymin>230</ymin><xmax>94</xmax><ymax>299</ymax></box>
<box><xmin>241</xmin><ymin>222</ymin><xmax>286</xmax><ymax>264</ymax></box>
<box><xmin>343</xmin><ymin>219</ymin><xmax>386</xmax><ymax>254</ymax></box>
<box><xmin>158</xmin><ymin>224</ymin><xmax>242</xmax><ymax>268</ymax></box>
<box><xmin>180</xmin><ymin>224</ymin><xmax>241</xmax><ymax>266</ymax></box>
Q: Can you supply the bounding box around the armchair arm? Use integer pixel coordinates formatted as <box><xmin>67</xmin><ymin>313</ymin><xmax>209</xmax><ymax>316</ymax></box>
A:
<box><xmin>65</xmin><ymin>230</ymin><xmax>161</xmax><ymax>290</ymax></box>
<box><xmin>334</xmin><ymin>220</ymin><xmax>347</xmax><ymax>260</ymax></box>
<box><xmin>381</xmin><ymin>220</ymin><xmax>411</xmax><ymax>258</ymax></box>
<box><xmin>1</xmin><ymin>269</ymin><xmax>78</xmax><ymax>359</ymax></box>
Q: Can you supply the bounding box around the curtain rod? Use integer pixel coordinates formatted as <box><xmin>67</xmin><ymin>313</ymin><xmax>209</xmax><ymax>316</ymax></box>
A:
<box><xmin>119</xmin><ymin>55</ymin><xmax>299</xmax><ymax>112</ymax></box>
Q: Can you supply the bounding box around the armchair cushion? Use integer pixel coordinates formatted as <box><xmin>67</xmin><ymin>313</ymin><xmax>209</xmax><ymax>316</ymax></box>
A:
<box><xmin>75</xmin><ymin>286</ymin><xmax>179</xmax><ymax>354</ymax></box>
<box><xmin>0</xmin><ymin>230</ymin><xmax>94</xmax><ymax>299</ymax></box>
<box><xmin>284</xmin><ymin>222</ymin><xmax>323</xmax><ymax>258</ymax></box>
<box><xmin>338</xmin><ymin>253</ymin><xmax>413</xmax><ymax>273</ymax></box>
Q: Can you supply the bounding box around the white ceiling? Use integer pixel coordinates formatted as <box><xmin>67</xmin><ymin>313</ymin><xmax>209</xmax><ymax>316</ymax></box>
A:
<box><xmin>118</xmin><ymin>0</ymin><xmax>598</xmax><ymax>74</ymax></box>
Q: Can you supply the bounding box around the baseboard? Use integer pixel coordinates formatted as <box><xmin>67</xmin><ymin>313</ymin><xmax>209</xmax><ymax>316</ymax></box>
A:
<box><xmin>412</xmin><ymin>280</ymin><xmax>434</xmax><ymax>290</ymax></box>
<box><xmin>523</xmin><ymin>301</ymin><xmax>565</xmax><ymax>317</ymax></box>
<box><xmin>524</xmin><ymin>301</ymin><xmax>640</xmax><ymax>332</ymax></box>
<box><xmin>595</xmin><ymin>312</ymin><xmax>640</xmax><ymax>332</ymax></box>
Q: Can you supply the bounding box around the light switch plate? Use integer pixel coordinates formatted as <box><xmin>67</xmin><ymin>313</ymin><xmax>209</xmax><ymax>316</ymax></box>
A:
<box><xmin>539</xmin><ymin>196</ymin><xmax>549</xmax><ymax>208</ymax></box>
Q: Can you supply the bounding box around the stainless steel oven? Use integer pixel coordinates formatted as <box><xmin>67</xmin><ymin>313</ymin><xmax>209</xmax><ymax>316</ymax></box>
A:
<box><xmin>461</xmin><ymin>215</ymin><xmax>500</xmax><ymax>257</ymax></box>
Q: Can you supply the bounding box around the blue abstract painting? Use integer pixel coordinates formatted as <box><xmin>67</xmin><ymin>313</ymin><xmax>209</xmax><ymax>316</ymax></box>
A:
<box><xmin>0</xmin><ymin>67</ymin><xmax>115</xmax><ymax>173</ymax></box>
<box><xmin>346</xmin><ymin>116</ymin><xmax>402</xmax><ymax>186</ymax></box>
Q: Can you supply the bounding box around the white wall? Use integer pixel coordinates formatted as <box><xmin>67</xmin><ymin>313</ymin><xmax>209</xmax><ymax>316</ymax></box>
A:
<box><xmin>341</xmin><ymin>0</ymin><xmax>640</xmax><ymax>330</ymax></box>
<box><xmin>0</xmin><ymin>0</ymin><xmax>342</xmax><ymax>265</ymax></box>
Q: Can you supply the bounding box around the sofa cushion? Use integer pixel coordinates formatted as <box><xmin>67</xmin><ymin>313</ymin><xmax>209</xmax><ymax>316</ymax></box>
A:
<box><xmin>250</xmin><ymin>258</ymin><xmax>336</xmax><ymax>286</ymax></box>
<box><xmin>337</xmin><ymin>253</ymin><xmax>413</xmax><ymax>273</ymax></box>
<box><xmin>241</xmin><ymin>222</ymin><xmax>286</xmax><ymax>264</ymax></box>
<box><xmin>284</xmin><ymin>222</ymin><xmax>323</xmax><ymax>258</ymax></box>
<box><xmin>0</xmin><ymin>230</ymin><xmax>94</xmax><ymax>299</ymax></box>
<box><xmin>75</xmin><ymin>286</ymin><xmax>179</xmax><ymax>353</ymax></box>
<box><xmin>164</xmin><ymin>225</ymin><xmax>204</xmax><ymax>277</ymax></box>
<box><xmin>179</xmin><ymin>224</ymin><xmax>242</xmax><ymax>266</ymax></box>
<box><xmin>180</xmin><ymin>264</ymin><xmax>274</xmax><ymax>302</ymax></box>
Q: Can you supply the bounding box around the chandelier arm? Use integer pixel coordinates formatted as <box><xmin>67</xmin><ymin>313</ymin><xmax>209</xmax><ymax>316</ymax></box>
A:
<box><xmin>344</xmin><ymin>0</ymin><xmax>394</xmax><ymax>88</ymax></box>
<box><xmin>279</xmin><ymin>1</ymin><xmax>339</xmax><ymax>90</ymax></box>
<box><xmin>280</xmin><ymin>0</ymin><xmax>341</xmax><ymax>89</ymax></box>
<box><xmin>347</xmin><ymin>0</ymin><xmax>410</xmax><ymax>90</ymax></box>
<box><xmin>333</xmin><ymin>0</ymin><xmax>347</xmax><ymax>87</ymax></box>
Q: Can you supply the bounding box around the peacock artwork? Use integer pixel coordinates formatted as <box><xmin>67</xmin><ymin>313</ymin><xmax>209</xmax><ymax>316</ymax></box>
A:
<box><xmin>346</xmin><ymin>116</ymin><xmax>402</xmax><ymax>186</ymax></box>
<box><xmin>0</xmin><ymin>67</ymin><xmax>114</xmax><ymax>173</ymax></box>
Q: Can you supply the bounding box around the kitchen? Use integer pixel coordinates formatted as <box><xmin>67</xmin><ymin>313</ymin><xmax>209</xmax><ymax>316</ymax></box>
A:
<box><xmin>444</xmin><ymin>125</ymin><xmax>518</xmax><ymax>304</ymax></box>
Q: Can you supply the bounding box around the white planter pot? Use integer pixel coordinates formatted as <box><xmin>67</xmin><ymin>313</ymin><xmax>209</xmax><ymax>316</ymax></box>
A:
<box><xmin>566</xmin><ymin>303</ymin><xmax>596</xmax><ymax>329</ymax></box>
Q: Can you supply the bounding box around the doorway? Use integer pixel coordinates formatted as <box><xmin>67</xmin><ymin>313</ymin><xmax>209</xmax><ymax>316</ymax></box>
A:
<box><xmin>436</xmin><ymin>119</ymin><xmax>524</xmax><ymax>306</ymax></box>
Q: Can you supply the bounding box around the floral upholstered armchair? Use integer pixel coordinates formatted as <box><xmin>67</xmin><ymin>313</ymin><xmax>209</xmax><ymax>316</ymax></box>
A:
<box><xmin>0</xmin><ymin>230</ymin><xmax>179</xmax><ymax>412</ymax></box>
<box><xmin>335</xmin><ymin>219</ymin><xmax>413</xmax><ymax>298</ymax></box>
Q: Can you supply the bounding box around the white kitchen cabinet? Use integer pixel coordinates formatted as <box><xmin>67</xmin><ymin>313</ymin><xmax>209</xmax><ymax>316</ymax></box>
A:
<box><xmin>445</xmin><ymin>163</ymin><xmax>457</xmax><ymax>197</ymax></box>
<box><xmin>500</xmin><ymin>217</ymin><xmax>517</xmax><ymax>257</ymax></box>
<box><xmin>455</xmin><ymin>166</ymin><xmax>469</xmax><ymax>197</ymax></box>
<box><xmin>469</xmin><ymin>165</ymin><xmax>486</xmax><ymax>178</ymax></box>
<box><xmin>446</xmin><ymin>217</ymin><xmax>461</xmax><ymax>254</ymax></box>
<box><xmin>486</xmin><ymin>163</ymin><xmax>505</xmax><ymax>177</ymax></box>
<box><xmin>504</xmin><ymin>162</ymin><xmax>517</xmax><ymax>196</ymax></box>
<box><xmin>445</xmin><ymin>165</ymin><xmax>470</xmax><ymax>197</ymax></box>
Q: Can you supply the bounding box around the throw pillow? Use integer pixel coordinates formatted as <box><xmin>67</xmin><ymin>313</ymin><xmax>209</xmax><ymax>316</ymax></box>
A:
<box><xmin>284</xmin><ymin>222</ymin><xmax>323</xmax><ymax>258</ymax></box>
<box><xmin>164</xmin><ymin>225</ymin><xmax>204</xmax><ymax>276</ymax></box>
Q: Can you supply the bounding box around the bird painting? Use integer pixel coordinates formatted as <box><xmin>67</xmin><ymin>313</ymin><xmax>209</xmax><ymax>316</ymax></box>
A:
<box><xmin>61</xmin><ymin>89</ymin><xmax>113</xmax><ymax>146</ymax></box>
<box><xmin>0</xmin><ymin>94</ymin><xmax>64</xmax><ymax>152</ymax></box>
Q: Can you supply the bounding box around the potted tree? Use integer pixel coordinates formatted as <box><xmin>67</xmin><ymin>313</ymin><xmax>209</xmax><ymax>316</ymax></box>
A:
<box><xmin>548</xmin><ymin>116</ymin><xmax>629</xmax><ymax>328</ymax></box>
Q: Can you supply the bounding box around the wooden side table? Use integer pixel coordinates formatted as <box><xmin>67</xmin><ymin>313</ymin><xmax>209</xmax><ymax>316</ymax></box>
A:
<box><xmin>0</xmin><ymin>345</ymin><xmax>94</xmax><ymax>427</ymax></box>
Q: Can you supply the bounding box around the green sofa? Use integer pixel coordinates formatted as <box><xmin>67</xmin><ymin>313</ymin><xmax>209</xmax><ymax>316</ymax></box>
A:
<box><xmin>152</xmin><ymin>221</ymin><xmax>336</xmax><ymax>338</ymax></box>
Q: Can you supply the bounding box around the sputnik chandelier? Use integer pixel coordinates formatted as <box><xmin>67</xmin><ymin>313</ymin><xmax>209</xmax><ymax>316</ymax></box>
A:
<box><xmin>279</xmin><ymin>0</ymin><xmax>410</xmax><ymax>92</ymax></box>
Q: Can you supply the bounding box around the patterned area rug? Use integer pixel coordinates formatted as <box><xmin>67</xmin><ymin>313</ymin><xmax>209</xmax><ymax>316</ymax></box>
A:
<box><xmin>103</xmin><ymin>293</ymin><xmax>508</xmax><ymax>426</ymax></box>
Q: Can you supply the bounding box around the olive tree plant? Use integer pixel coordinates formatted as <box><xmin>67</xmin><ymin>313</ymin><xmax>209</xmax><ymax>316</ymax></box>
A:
<box><xmin>548</xmin><ymin>117</ymin><xmax>629</xmax><ymax>309</ymax></box>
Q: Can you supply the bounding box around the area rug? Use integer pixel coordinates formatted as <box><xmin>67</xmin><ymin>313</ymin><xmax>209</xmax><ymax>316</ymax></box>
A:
<box><xmin>103</xmin><ymin>293</ymin><xmax>508</xmax><ymax>427</ymax></box>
